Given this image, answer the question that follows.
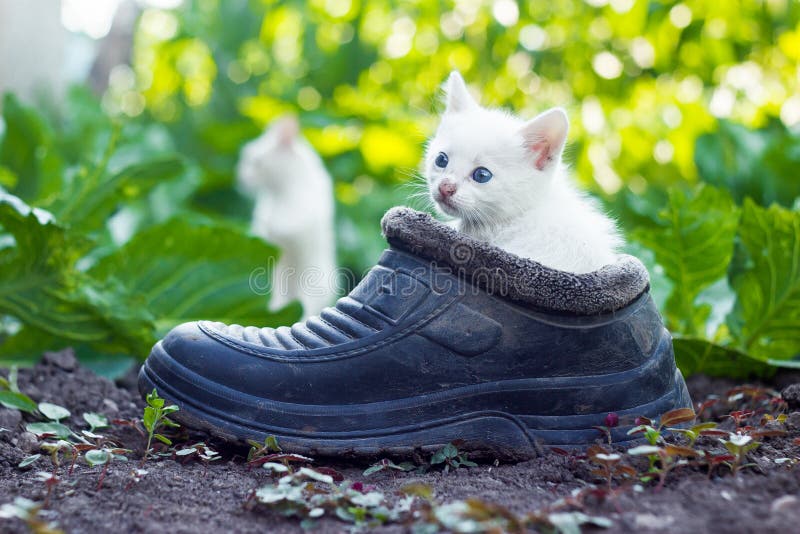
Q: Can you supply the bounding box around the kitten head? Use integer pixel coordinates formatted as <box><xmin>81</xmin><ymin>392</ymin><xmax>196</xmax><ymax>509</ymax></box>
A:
<box><xmin>237</xmin><ymin>115</ymin><xmax>312</xmax><ymax>194</ymax></box>
<box><xmin>424</xmin><ymin>71</ymin><xmax>569</xmax><ymax>226</ymax></box>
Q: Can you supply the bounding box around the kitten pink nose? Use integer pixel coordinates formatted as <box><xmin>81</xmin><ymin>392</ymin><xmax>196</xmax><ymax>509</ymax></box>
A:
<box><xmin>438</xmin><ymin>181</ymin><xmax>457</xmax><ymax>198</ymax></box>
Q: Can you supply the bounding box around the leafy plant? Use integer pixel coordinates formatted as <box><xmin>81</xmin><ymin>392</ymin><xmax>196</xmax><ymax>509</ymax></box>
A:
<box><xmin>586</xmin><ymin>446</ymin><xmax>637</xmax><ymax>489</ymax></box>
<box><xmin>0</xmin><ymin>367</ymin><xmax>37</xmax><ymax>412</ymax></box>
<box><xmin>632</xmin><ymin>185</ymin><xmax>739</xmax><ymax>335</ymax></box>
<box><xmin>634</xmin><ymin>184</ymin><xmax>800</xmax><ymax>378</ymax></box>
<box><xmin>727</xmin><ymin>200</ymin><xmax>800</xmax><ymax>361</ymax></box>
<box><xmin>430</xmin><ymin>443</ymin><xmax>477</xmax><ymax>473</ymax></box>
<box><xmin>363</xmin><ymin>458</ymin><xmax>416</xmax><ymax>477</ymax></box>
<box><xmin>720</xmin><ymin>433</ymin><xmax>761</xmax><ymax>475</ymax></box>
<box><xmin>0</xmin><ymin>94</ymin><xmax>298</xmax><ymax>371</ymax></box>
<box><xmin>81</xmin><ymin>446</ymin><xmax>132</xmax><ymax>490</ymax></box>
<box><xmin>175</xmin><ymin>442</ymin><xmax>221</xmax><ymax>475</ymax></box>
<box><xmin>142</xmin><ymin>388</ymin><xmax>180</xmax><ymax>459</ymax></box>
<box><xmin>82</xmin><ymin>412</ymin><xmax>109</xmax><ymax>433</ymax></box>
<box><xmin>695</xmin><ymin>120</ymin><xmax>800</xmax><ymax>209</ymax></box>
<box><xmin>627</xmin><ymin>443</ymin><xmax>699</xmax><ymax>491</ymax></box>
<box><xmin>247</xmin><ymin>435</ymin><xmax>282</xmax><ymax>460</ymax></box>
<box><xmin>251</xmin><ymin>467</ymin><xmax>409</xmax><ymax>528</ymax></box>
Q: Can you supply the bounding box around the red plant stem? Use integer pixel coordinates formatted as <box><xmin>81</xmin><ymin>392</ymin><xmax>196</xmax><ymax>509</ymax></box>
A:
<box><xmin>97</xmin><ymin>462</ymin><xmax>110</xmax><ymax>491</ymax></box>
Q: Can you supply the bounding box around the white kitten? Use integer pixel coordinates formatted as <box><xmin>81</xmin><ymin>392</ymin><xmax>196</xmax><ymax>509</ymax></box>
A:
<box><xmin>424</xmin><ymin>72</ymin><xmax>622</xmax><ymax>274</ymax></box>
<box><xmin>237</xmin><ymin>116</ymin><xmax>336</xmax><ymax>317</ymax></box>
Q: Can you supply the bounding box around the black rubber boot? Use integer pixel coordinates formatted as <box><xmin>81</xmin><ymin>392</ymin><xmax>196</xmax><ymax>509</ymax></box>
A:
<box><xmin>139</xmin><ymin>207</ymin><xmax>691</xmax><ymax>459</ymax></box>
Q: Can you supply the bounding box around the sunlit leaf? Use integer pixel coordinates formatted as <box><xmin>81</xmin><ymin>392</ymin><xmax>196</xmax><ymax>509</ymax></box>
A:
<box><xmin>659</xmin><ymin>408</ymin><xmax>696</xmax><ymax>427</ymax></box>
<box><xmin>728</xmin><ymin>200</ymin><xmax>800</xmax><ymax>362</ymax></box>
<box><xmin>632</xmin><ymin>185</ymin><xmax>738</xmax><ymax>335</ymax></box>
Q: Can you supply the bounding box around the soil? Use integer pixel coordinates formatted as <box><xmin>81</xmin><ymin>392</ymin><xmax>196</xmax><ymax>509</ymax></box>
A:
<box><xmin>1</xmin><ymin>351</ymin><xmax>799</xmax><ymax>533</ymax></box>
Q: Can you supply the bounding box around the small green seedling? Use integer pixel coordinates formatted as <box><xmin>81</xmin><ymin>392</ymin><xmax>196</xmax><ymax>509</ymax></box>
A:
<box><xmin>245</xmin><ymin>435</ymin><xmax>313</xmax><ymax>471</ymax></box>
<box><xmin>251</xmin><ymin>467</ymin><xmax>405</xmax><ymax>528</ymax></box>
<box><xmin>23</xmin><ymin>402</ymin><xmax>74</xmax><ymax>444</ymax></box>
<box><xmin>627</xmin><ymin>407</ymin><xmax>696</xmax><ymax>447</ymax></box>
<box><xmin>175</xmin><ymin>442</ymin><xmax>221</xmax><ymax>475</ymax></box>
<box><xmin>25</xmin><ymin>422</ymin><xmax>72</xmax><ymax>440</ymax></box>
<box><xmin>19</xmin><ymin>454</ymin><xmax>42</xmax><ymax>469</ymax></box>
<box><xmin>628</xmin><ymin>443</ymin><xmax>698</xmax><ymax>490</ymax></box>
<box><xmin>82</xmin><ymin>412</ymin><xmax>109</xmax><ymax>433</ymax></box>
<box><xmin>247</xmin><ymin>435</ymin><xmax>282</xmax><ymax>461</ymax></box>
<box><xmin>721</xmin><ymin>433</ymin><xmax>760</xmax><ymax>475</ymax></box>
<box><xmin>430</xmin><ymin>443</ymin><xmax>477</xmax><ymax>473</ymax></box>
<box><xmin>142</xmin><ymin>389</ymin><xmax>180</xmax><ymax>459</ymax></box>
<box><xmin>37</xmin><ymin>403</ymin><xmax>70</xmax><ymax>422</ymax></box>
<box><xmin>363</xmin><ymin>458</ymin><xmax>416</xmax><ymax>477</ymax></box>
<box><xmin>668</xmin><ymin>422</ymin><xmax>721</xmax><ymax>447</ymax></box>
<box><xmin>586</xmin><ymin>445</ymin><xmax>637</xmax><ymax>489</ymax></box>
<box><xmin>175</xmin><ymin>442</ymin><xmax>220</xmax><ymax>462</ymax></box>
<box><xmin>37</xmin><ymin>440</ymin><xmax>76</xmax><ymax>472</ymax></box>
<box><xmin>84</xmin><ymin>447</ymin><xmax>130</xmax><ymax>490</ymax></box>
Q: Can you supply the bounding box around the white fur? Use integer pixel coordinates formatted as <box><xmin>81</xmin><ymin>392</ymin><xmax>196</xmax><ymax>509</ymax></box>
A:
<box><xmin>237</xmin><ymin>117</ymin><xmax>336</xmax><ymax>317</ymax></box>
<box><xmin>423</xmin><ymin>72</ymin><xmax>622</xmax><ymax>274</ymax></box>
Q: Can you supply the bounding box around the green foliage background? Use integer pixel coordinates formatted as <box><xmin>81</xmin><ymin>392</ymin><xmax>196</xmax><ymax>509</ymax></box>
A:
<box><xmin>1</xmin><ymin>0</ymin><xmax>799</xmax><ymax>378</ymax></box>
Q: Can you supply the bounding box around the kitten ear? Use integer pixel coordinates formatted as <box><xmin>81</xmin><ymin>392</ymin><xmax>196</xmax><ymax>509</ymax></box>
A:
<box><xmin>519</xmin><ymin>108</ymin><xmax>569</xmax><ymax>171</ymax></box>
<box><xmin>269</xmin><ymin>115</ymin><xmax>300</xmax><ymax>146</ymax></box>
<box><xmin>443</xmin><ymin>71</ymin><xmax>478</xmax><ymax>113</ymax></box>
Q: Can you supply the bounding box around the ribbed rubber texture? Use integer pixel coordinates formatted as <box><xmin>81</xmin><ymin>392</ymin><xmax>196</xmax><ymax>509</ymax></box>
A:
<box><xmin>138</xmin><ymin>338</ymin><xmax>692</xmax><ymax>459</ymax></box>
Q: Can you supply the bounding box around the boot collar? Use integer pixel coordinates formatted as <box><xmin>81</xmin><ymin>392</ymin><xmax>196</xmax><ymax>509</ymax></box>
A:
<box><xmin>381</xmin><ymin>207</ymin><xmax>650</xmax><ymax>315</ymax></box>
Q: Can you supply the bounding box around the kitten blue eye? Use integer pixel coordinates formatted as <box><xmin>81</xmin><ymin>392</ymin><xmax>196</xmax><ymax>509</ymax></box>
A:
<box><xmin>434</xmin><ymin>152</ymin><xmax>449</xmax><ymax>168</ymax></box>
<box><xmin>471</xmin><ymin>167</ymin><xmax>493</xmax><ymax>183</ymax></box>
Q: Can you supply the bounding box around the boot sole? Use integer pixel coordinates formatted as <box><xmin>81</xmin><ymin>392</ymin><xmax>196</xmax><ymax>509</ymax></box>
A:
<box><xmin>138</xmin><ymin>335</ymin><xmax>692</xmax><ymax>460</ymax></box>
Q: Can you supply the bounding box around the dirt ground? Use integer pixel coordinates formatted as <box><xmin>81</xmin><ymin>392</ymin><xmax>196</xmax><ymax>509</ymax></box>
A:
<box><xmin>1</xmin><ymin>351</ymin><xmax>799</xmax><ymax>533</ymax></box>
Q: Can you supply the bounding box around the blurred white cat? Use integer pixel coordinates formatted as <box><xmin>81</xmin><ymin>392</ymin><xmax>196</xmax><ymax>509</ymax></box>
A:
<box><xmin>424</xmin><ymin>72</ymin><xmax>622</xmax><ymax>274</ymax></box>
<box><xmin>237</xmin><ymin>116</ymin><xmax>336</xmax><ymax>317</ymax></box>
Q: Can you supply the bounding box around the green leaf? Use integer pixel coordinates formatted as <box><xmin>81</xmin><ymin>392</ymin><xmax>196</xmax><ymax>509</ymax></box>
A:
<box><xmin>47</xmin><ymin>155</ymin><xmax>186</xmax><ymax>234</ymax></box>
<box><xmin>728</xmin><ymin>200</ymin><xmax>800</xmax><ymax>361</ymax></box>
<box><xmin>26</xmin><ymin>422</ymin><xmax>71</xmax><ymax>439</ymax></box>
<box><xmin>0</xmin><ymin>326</ymin><xmax>64</xmax><ymax>363</ymax></box>
<box><xmin>83</xmin><ymin>412</ymin><xmax>109</xmax><ymax>431</ymax></box>
<box><xmin>696</xmin><ymin>120</ymin><xmax>800</xmax><ymax>209</ymax></box>
<box><xmin>0</xmin><ymin>194</ymin><xmax>154</xmax><ymax>358</ymax></box>
<box><xmin>146</xmin><ymin>389</ymin><xmax>165</xmax><ymax>409</ymax></box>
<box><xmin>38</xmin><ymin>402</ymin><xmax>70</xmax><ymax>422</ymax></box>
<box><xmin>632</xmin><ymin>185</ymin><xmax>739</xmax><ymax>335</ymax></box>
<box><xmin>143</xmin><ymin>406</ymin><xmax>156</xmax><ymax>432</ymax></box>
<box><xmin>0</xmin><ymin>390</ymin><xmax>37</xmax><ymax>413</ymax></box>
<box><xmin>154</xmin><ymin>433</ymin><xmax>172</xmax><ymax>446</ymax></box>
<box><xmin>89</xmin><ymin>218</ymin><xmax>299</xmax><ymax>338</ymax></box>
<box><xmin>363</xmin><ymin>464</ymin><xmax>384</xmax><ymax>476</ymax></box>
<box><xmin>264</xmin><ymin>435</ymin><xmax>282</xmax><ymax>452</ymax></box>
<box><xmin>18</xmin><ymin>454</ymin><xmax>41</xmax><ymax>468</ymax></box>
<box><xmin>0</xmin><ymin>94</ymin><xmax>63</xmax><ymax>202</ymax></box>
<box><xmin>85</xmin><ymin>449</ymin><xmax>110</xmax><ymax>467</ymax></box>
<box><xmin>673</xmin><ymin>337</ymin><xmax>777</xmax><ymax>379</ymax></box>
<box><xmin>431</xmin><ymin>443</ymin><xmax>459</xmax><ymax>465</ymax></box>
